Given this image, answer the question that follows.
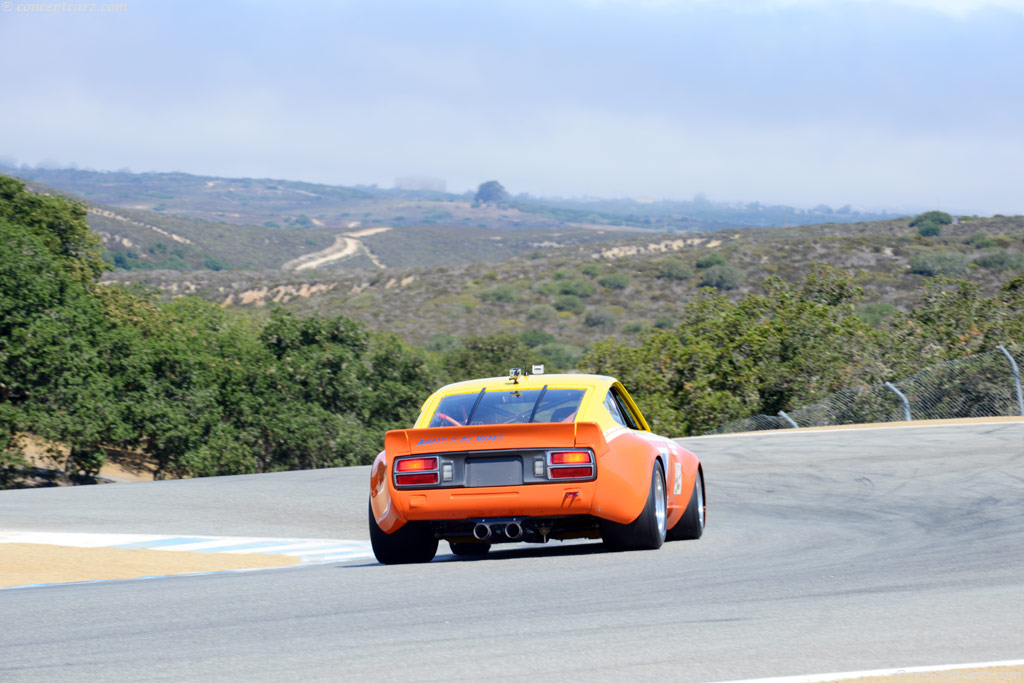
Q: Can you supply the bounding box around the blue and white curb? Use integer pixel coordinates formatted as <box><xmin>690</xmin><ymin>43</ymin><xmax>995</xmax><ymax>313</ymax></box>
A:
<box><xmin>0</xmin><ymin>531</ymin><xmax>374</xmax><ymax>564</ymax></box>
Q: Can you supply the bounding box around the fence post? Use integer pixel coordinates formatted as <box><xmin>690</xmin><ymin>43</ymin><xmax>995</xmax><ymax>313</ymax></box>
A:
<box><xmin>778</xmin><ymin>411</ymin><xmax>799</xmax><ymax>429</ymax></box>
<box><xmin>997</xmin><ymin>345</ymin><xmax>1024</xmax><ymax>417</ymax></box>
<box><xmin>884</xmin><ymin>381</ymin><xmax>912</xmax><ymax>422</ymax></box>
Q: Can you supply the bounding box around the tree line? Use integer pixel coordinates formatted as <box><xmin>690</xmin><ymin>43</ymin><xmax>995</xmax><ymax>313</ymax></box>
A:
<box><xmin>2</xmin><ymin>175</ymin><xmax>1022</xmax><ymax>486</ymax></box>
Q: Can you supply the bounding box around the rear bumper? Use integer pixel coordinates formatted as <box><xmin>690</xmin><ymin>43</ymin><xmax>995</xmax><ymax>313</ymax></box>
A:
<box><xmin>395</xmin><ymin>481</ymin><xmax>597</xmax><ymax>522</ymax></box>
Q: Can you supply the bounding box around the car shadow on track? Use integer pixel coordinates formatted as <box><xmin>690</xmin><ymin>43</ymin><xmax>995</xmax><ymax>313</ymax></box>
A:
<box><xmin>339</xmin><ymin>540</ymin><xmax>613</xmax><ymax>568</ymax></box>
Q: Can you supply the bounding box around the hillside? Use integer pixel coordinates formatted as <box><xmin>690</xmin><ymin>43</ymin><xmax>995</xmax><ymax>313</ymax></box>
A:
<box><xmin>15</xmin><ymin>178</ymin><xmax>642</xmax><ymax>272</ymax></box>
<box><xmin>103</xmin><ymin>213</ymin><xmax>1024</xmax><ymax>362</ymax></box>
<box><xmin>3</xmin><ymin>166</ymin><xmax>898</xmax><ymax>234</ymax></box>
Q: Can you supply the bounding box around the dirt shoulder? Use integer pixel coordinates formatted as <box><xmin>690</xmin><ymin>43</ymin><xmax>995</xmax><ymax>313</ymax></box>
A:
<box><xmin>845</xmin><ymin>666</ymin><xmax>1024</xmax><ymax>683</ymax></box>
<box><xmin>0</xmin><ymin>544</ymin><xmax>298</xmax><ymax>589</ymax></box>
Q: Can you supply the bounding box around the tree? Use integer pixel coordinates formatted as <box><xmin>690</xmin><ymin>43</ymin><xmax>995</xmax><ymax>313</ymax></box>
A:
<box><xmin>0</xmin><ymin>175</ymin><xmax>106</xmax><ymax>283</ymax></box>
<box><xmin>475</xmin><ymin>180</ymin><xmax>508</xmax><ymax>204</ymax></box>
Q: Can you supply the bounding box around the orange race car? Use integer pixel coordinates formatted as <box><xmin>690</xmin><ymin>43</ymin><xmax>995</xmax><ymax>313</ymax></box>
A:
<box><xmin>368</xmin><ymin>368</ymin><xmax>705</xmax><ymax>564</ymax></box>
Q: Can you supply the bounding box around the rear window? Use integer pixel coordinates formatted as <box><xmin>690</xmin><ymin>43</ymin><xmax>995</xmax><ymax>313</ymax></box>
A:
<box><xmin>428</xmin><ymin>388</ymin><xmax>586</xmax><ymax>427</ymax></box>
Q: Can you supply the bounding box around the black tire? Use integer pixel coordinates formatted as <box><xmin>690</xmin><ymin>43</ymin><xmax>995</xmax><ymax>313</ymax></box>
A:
<box><xmin>667</xmin><ymin>467</ymin><xmax>705</xmax><ymax>541</ymax></box>
<box><xmin>449</xmin><ymin>541</ymin><xmax>492</xmax><ymax>557</ymax></box>
<box><xmin>368</xmin><ymin>500</ymin><xmax>438</xmax><ymax>565</ymax></box>
<box><xmin>601</xmin><ymin>464</ymin><xmax>667</xmax><ymax>551</ymax></box>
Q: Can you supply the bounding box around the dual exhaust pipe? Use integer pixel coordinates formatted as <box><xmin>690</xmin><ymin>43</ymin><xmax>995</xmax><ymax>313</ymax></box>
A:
<box><xmin>472</xmin><ymin>521</ymin><xmax>523</xmax><ymax>541</ymax></box>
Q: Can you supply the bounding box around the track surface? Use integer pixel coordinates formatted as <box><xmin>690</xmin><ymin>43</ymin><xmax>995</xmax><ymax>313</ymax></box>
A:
<box><xmin>1</xmin><ymin>423</ymin><xmax>1022</xmax><ymax>682</ymax></box>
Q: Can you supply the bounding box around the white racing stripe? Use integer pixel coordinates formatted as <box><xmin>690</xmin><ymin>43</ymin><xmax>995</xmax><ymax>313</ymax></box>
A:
<box><xmin>714</xmin><ymin>659</ymin><xmax>1024</xmax><ymax>683</ymax></box>
<box><xmin>0</xmin><ymin>531</ymin><xmax>373</xmax><ymax>564</ymax></box>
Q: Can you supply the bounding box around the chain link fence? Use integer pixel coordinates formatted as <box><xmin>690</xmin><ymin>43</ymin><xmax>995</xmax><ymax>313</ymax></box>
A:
<box><xmin>711</xmin><ymin>344</ymin><xmax>1024</xmax><ymax>434</ymax></box>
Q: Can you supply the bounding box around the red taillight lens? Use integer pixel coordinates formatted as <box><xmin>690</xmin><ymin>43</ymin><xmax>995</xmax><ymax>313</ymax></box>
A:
<box><xmin>396</xmin><ymin>457</ymin><xmax>438</xmax><ymax>472</ymax></box>
<box><xmin>550</xmin><ymin>451</ymin><xmax>592</xmax><ymax>465</ymax></box>
<box><xmin>395</xmin><ymin>472</ymin><xmax>439</xmax><ymax>486</ymax></box>
<box><xmin>549</xmin><ymin>466</ymin><xmax>593</xmax><ymax>479</ymax></box>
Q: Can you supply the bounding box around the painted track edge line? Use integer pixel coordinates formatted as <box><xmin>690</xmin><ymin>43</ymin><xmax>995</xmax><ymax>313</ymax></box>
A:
<box><xmin>681</xmin><ymin>418</ymin><xmax>1024</xmax><ymax>440</ymax></box>
<box><xmin>712</xmin><ymin>658</ymin><xmax>1024</xmax><ymax>683</ymax></box>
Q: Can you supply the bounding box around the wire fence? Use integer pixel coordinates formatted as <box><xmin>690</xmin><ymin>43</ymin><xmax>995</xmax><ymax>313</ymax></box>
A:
<box><xmin>710</xmin><ymin>344</ymin><xmax>1024</xmax><ymax>434</ymax></box>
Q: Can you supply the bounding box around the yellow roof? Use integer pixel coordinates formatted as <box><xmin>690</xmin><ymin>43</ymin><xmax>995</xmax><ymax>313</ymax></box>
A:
<box><xmin>434</xmin><ymin>373</ymin><xmax>617</xmax><ymax>395</ymax></box>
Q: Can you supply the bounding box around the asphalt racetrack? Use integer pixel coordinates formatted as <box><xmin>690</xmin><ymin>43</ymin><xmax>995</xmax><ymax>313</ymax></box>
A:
<box><xmin>1</xmin><ymin>422</ymin><xmax>1023</xmax><ymax>682</ymax></box>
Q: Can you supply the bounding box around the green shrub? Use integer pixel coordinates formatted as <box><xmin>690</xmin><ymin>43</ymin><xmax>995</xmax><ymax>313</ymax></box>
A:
<box><xmin>552</xmin><ymin>269</ymin><xmax>573</xmax><ymax>280</ymax></box>
<box><xmin>425</xmin><ymin>334</ymin><xmax>462</xmax><ymax>352</ymax></box>
<box><xmin>699</xmin><ymin>264</ymin><xmax>744</xmax><ymax>290</ymax></box>
<box><xmin>917</xmin><ymin>222</ymin><xmax>942</xmax><ymax>237</ymax></box>
<box><xmin>579</xmin><ymin>263</ymin><xmax>602</xmax><ymax>277</ymax></box>
<box><xmin>520</xmin><ymin>329</ymin><xmax>556</xmax><ymax>347</ymax></box>
<box><xmin>557</xmin><ymin>279</ymin><xmax>596</xmax><ymax>297</ymax></box>
<box><xmin>653</xmin><ymin>315</ymin><xmax>676</xmax><ymax>330</ymax></box>
<box><xmin>908</xmin><ymin>251</ymin><xmax>971</xmax><ymax>277</ymax></box>
<box><xmin>657</xmin><ymin>260</ymin><xmax>694</xmax><ymax>281</ymax></box>
<box><xmin>584</xmin><ymin>307</ymin><xmax>617</xmax><ymax>327</ymax></box>
<box><xmin>599</xmin><ymin>273</ymin><xmax>631</xmax><ymax>290</ymax></box>
<box><xmin>695</xmin><ymin>253</ymin><xmax>727</xmax><ymax>269</ymax></box>
<box><xmin>479</xmin><ymin>284</ymin><xmax>518</xmax><ymax>303</ymax></box>
<box><xmin>910</xmin><ymin>211</ymin><xmax>953</xmax><ymax>228</ymax></box>
<box><xmin>620</xmin><ymin>321</ymin><xmax>646</xmax><ymax>334</ymax></box>
<box><xmin>553</xmin><ymin>295</ymin><xmax>584</xmax><ymax>314</ymax></box>
<box><xmin>973</xmin><ymin>250</ymin><xmax>1024</xmax><ymax>271</ymax></box>
<box><xmin>534</xmin><ymin>342</ymin><xmax>582</xmax><ymax>371</ymax></box>
<box><xmin>964</xmin><ymin>233</ymin><xmax>997</xmax><ymax>249</ymax></box>
<box><xmin>857</xmin><ymin>302</ymin><xmax>897</xmax><ymax>328</ymax></box>
<box><xmin>526</xmin><ymin>304</ymin><xmax>556</xmax><ymax>322</ymax></box>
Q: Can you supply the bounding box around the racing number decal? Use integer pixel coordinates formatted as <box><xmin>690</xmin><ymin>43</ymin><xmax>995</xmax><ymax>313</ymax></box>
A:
<box><xmin>673</xmin><ymin>462</ymin><xmax>683</xmax><ymax>495</ymax></box>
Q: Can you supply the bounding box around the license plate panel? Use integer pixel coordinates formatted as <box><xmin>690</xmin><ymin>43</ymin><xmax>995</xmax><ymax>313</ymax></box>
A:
<box><xmin>465</xmin><ymin>456</ymin><xmax>523</xmax><ymax>487</ymax></box>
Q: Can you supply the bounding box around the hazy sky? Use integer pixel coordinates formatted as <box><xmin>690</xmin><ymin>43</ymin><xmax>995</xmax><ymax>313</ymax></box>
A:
<box><xmin>2</xmin><ymin>0</ymin><xmax>1022</xmax><ymax>213</ymax></box>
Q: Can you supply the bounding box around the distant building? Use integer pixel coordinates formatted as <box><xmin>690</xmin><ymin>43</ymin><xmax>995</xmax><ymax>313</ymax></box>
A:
<box><xmin>394</xmin><ymin>176</ymin><xmax>446</xmax><ymax>192</ymax></box>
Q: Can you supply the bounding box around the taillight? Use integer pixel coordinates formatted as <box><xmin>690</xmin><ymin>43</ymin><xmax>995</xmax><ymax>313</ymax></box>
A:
<box><xmin>550</xmin><ymin>451</ymin><xmax>591</xmax><ymax>465</ymax></box>
<box><xmin>396</xmin><ymin>457</ymin><xmax>438</xmax><ymax>472</ymax></box>
<box><xmin>547</xmin><ymin>451</ymin><xmax>594</xmax><ymax>480</ymax></box>
<box><xmin>395</xmin><ymin>472</ymin><xmax>439</xmax><ymax>486</ymax></box>
<box><xmin>394</xmin><ymin>456</ymin><xmax>440</xmax><ymax>487</ymax></box>
<box><xmin>549</xmin><ymin>466</ymin><xmax>592</xmax><ymax>479</ymax></box>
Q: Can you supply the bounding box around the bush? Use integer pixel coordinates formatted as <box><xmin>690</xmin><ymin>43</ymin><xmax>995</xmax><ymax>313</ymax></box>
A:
<box><xmin>534</xmin><ymin>342</ymin><xmax>582</xmax><ymax>371</ymax></box>
<box><xmin>908</xmin><ymin>251</ymin><xmax>971</xmax><ymax>277</ymax></box>
<box><xmin>964</xmin><ymin>233</ymin><xmax>997</xmax><ymax>249</ymax></box>
<box><xmin>553</xmin><ymin>295</ymin><xmax>584</xmax><ymax>314</ymax></box>
<box><xmin>620</xmin><ymin>321</ymin><xmax>646</xmax><ymax>334</ymax></box>
<box><xmin>917</xmin><ymin>223</ymin><xmax>942</xmax><ymax>237</ymax></box>
<box><xmin>699</xmin><ymin>265</ymin><xmax>744</xmax><ymax>290</ymax></box>
<box><xmin>910</xmin><ymin>211</ymin><xmax>953</xmax><ymax>228</ymax></box>
<box><xmin>425</xmin><ymin>334</ymin><xmax>462</xmax><ymax>352</ymax></box>
<box><xmin>857</xmin><ymin>302</ymin><xmax>897</xmax><ymax>328</ymax></box>
<box><xmin>695</xmin><ymin>253</ymin><xmax>727</xmax><ymax>269</ymax></box>
<box><xmin>653</xmin><ymin>315</ymin><xmax>676</xmax><ymax>330</ymax></box>
<box><xmin>526</xmin><ymin>304</ymin><xmax>556</xmax><ymax>322</ymax></box>
<box><xmin>520</xmin><ymin>329</ymin><xmax>556</xmax><ymax>347</ymax></box>
<box><xmin>557</xmin><ymin>279</ymin><xmax>596</xmax><ymax>297</ymax></box>
<box><xmin>479</xmin><ymin>284</ymin><xmax>518</xmax><ymax>303</ymax></box>
<box><xmin>552</xmin><ymin>269</ymin><xmax>573</xmax><ymax>280</ymax></box>
<box><xmin>579</xmin><ymin>264</ymin><xmax>602</xmax><ymax>277</ymax></box>
<box><xmin>599</xmin><ymin>273</ymin><xmax>631</xmax><ymax>290</ymax></box>
<box><xmin>584</xmin><ymin>307</ymin><xmax>617</xmax><ymax>327</ymax></box>
<box><xmin>657</xmin><ymin>260</ymin><xmax>694</xmax><ymax>281</ymax></box>
<box><xmin>973</xmin><ymin>250</ymin><xmax>1024</xmax><ymax>271</ymax></box>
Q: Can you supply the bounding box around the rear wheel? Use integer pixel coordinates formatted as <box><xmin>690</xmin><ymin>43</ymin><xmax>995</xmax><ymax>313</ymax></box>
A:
<box><xmin>667</xmin><ymin>467</ymin><xmax>705</xmax><ymax>541</ymax></box>
<box><xmin>368</xmin><ymin>500</ymin><xmax>438</xmax><ymax>564</ymax></box>
<box><xmin>601</xmin><ymin>464</ymin><xmax>667</xmax><ymax>551</ymax></box>
<box><xmin>449</xmin><ymin>541</ymin><xmax>491</xmax><ymax>557</ymax></box>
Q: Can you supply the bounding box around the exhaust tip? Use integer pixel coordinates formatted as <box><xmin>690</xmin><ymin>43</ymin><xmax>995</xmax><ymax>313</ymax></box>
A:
<box><xmin>472</xmin><ymin>523</ymin><xmax>492</xmax><ymax>541</ymax></box>
<box><xmin>505</xmin><ymin>521</ymin><xmax>523</xmax><ymax>540</ymax></box>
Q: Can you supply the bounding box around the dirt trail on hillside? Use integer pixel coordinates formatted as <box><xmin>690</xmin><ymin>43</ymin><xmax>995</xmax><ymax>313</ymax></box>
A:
<box><xmin>282</xmin><ymin>227</ymin><xmax>391</xmax><ymax>271</ymax></box>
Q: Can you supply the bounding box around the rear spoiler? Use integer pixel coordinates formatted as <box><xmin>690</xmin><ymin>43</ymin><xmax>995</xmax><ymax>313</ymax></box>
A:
<box><xmin>385</xmin><ymin>422</ymin><xmax>609</xmax><ymax>458</ymax></box>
